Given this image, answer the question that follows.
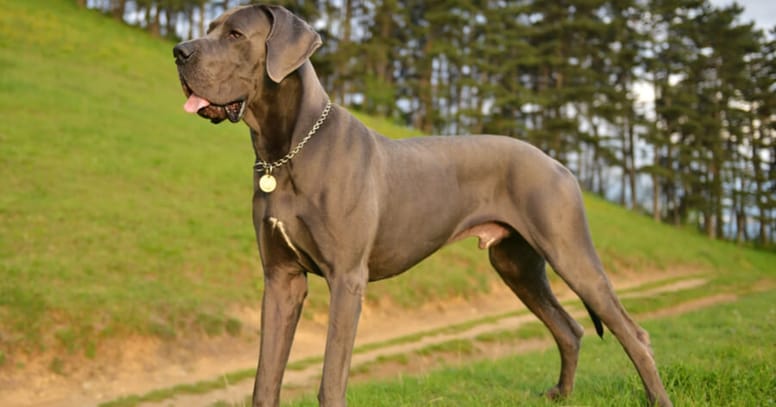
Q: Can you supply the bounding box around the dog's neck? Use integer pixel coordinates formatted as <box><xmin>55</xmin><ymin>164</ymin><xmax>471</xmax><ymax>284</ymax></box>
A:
<box><xmin>244</xmin><ymin>62</ymin><xmax>329</xmax><ymax>164</ymax></box>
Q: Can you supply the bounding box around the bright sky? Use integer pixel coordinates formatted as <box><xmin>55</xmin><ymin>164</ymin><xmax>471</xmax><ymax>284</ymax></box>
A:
<box><xmin>709</xmin><ymin>0</ymin><xmax>776</xmax><ymax>30</ymax></box>
<box><xmin>634</xmin><ymin>0</ymin><xmax>773</xmax><ymax>110</ymax></box>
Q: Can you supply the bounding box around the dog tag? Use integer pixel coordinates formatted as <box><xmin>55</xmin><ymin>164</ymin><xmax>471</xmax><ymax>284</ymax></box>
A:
<box><xmin>259</xmin><ymin>174</ymin><xmax>277</xmax><ymax>193</ymax></box>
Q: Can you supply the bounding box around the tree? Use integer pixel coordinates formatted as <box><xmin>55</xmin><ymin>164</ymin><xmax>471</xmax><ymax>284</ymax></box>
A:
<box><xmin>83</xmin><ymin>0</ymin><xmax>774</xmax><ymax>246</ymax></box>
<box><xmin>743</xmin><ymin>28</ymin><xmax>775</xmax><ymax>246</ymax></box>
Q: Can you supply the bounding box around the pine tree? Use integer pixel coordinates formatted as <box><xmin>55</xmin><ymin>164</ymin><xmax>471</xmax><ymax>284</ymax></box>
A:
<box><xmin>743</xmin><ymin>28</ymin><xmax>775</xmax><ymax>246</ymax></box>
<box><xmin>361</xmin><ymin>0</ymin><xmax>401</xmax><ymax>117</ymax></box>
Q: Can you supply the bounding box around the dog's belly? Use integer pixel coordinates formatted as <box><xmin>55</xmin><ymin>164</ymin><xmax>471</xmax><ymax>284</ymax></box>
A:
<box><xmin>366</xmin><ymin>225</ymin><xmax>454</xmax><ymax>281</ymax></box>
<box><xmin>363</xmin><ymin>135</ymin><xmax>530</xmax><ymax>281</ymax></box>
<box><xmin>366</xmin><ymin>221</ymin><xmax>512</xmax><ymax>281</ymax></box>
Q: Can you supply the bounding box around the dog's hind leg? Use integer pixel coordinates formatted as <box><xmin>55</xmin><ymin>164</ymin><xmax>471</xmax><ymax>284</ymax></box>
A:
<box><xmin>546</xmin><ymin>250</ymin><xmax>673</xmax><ymax>406</ymax></box>
<box><xmin>526</xmin><ymin>172</ymin><xmax>673</xmax><ymax>407</ymax></box>
<box><xmin>488</xmin><ymin>232</ymin><xmax>584</xmax><ymax>399</ymax></box>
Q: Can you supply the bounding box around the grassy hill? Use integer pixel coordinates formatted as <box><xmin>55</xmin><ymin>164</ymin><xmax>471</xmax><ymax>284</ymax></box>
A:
<box><xmin>287</xmin><ymin>290</ymin><xmax>776</xmax><ymax>407</ymax></box>
<box><xmin>0</xmin><ymin>0</ymin><xmax>773</xmax><ymax>369</ymax></box>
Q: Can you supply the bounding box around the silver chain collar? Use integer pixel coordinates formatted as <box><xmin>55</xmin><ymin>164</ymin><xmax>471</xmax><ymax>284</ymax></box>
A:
<box><xmin>254</xmin><ymin>100</ymin><xmax>332</xmax><ymax>176</ymax></box>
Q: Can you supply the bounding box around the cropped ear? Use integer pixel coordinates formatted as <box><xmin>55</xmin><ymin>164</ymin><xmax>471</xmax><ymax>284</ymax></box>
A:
<box><xmin>261</xmin><ymin>5</ymin><xmax>322</xmax><ymax>83</ymax></box>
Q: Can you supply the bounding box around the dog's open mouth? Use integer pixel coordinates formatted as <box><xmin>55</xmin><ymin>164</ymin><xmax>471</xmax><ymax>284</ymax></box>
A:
<box><xmin>180</xmin><ymin>78</ymin><xmax>246</xmax><ymax>124</ymax></box>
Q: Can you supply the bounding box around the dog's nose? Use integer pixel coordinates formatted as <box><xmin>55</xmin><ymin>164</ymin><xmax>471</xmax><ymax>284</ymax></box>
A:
<box><xmin>173</xmin><ymin>42</ymin><xmax>196</xmax><ymax>64</ymax></box>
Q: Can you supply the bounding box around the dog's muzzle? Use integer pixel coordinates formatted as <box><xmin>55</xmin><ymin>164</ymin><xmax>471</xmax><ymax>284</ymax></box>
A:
<box><xmin>179</xmin><ymin>74</ymin><xmax>247</xmax><ymax>124</ymax></box>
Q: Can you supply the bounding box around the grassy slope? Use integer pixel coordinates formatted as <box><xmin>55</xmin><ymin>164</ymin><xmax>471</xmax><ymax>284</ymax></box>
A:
<box><xmin>0</xmin><ymin>0</ymin><xmax>773</xmax><ymax>364</ymax></box>
<box><xmin>0</xmin><ymin>0</ymin><xmax>257</xmax><ymax>352</ymax></box>
<box><xmin>289</xmin><ymin>290</ymin><xmax>776</xmax><ymax>407</ymax></box>
<box><xmin>0</xmin><ymin>0</ymin><xmax>442</xmax><ymax>358</ymax></box>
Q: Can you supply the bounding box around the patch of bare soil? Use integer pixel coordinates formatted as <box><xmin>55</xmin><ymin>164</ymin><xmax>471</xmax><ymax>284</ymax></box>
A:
<box><xmin>0</xmin><ymin>267</ymin><xmax>712</xmax><ymax>407</ymax></box>
<box><xmin>641</xmin><ymin>294</ymin><xmax>738</xmax><ymax>320</ymax></box>
<box><xmin>621</xmin><ymin>277</ymin><xmax>708</xmax><ymax>299</ymax></box>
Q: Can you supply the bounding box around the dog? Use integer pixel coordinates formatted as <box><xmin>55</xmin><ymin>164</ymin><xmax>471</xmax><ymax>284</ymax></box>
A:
<box><xmin>173</xmin><ymin>5</ymin><xmax>672</xmax><ymax>407</ymax></box>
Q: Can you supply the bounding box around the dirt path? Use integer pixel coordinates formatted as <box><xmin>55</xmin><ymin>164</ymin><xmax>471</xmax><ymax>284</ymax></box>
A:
<box><xmin>1</xmin><ymin>268</ymin><xmax>719</xmax><ymax>407</ymax></box>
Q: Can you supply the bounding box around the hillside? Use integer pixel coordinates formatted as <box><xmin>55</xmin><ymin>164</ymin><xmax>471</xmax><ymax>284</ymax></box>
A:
<box><xmin>0</xmin><ymin>0</ymin><xmax>773</xmax><ymax>378</ymax></box>
<box><xmin>0</xmin><ymin>0</ymin><xmax>433</xmax><ymax>359</ymax></box>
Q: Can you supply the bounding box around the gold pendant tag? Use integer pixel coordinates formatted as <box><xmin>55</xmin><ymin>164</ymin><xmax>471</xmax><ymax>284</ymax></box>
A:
<box><xmin>259</xmin><ymin>174</ymin><xmax>277</xmax><ymax>193</ymax></box>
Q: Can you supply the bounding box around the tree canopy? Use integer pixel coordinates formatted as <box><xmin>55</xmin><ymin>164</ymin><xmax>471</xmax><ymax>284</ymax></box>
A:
<box><xmin>85</xmin><ymin>0</ymin><xmax>775</xmax><ymax>248</ymax></box>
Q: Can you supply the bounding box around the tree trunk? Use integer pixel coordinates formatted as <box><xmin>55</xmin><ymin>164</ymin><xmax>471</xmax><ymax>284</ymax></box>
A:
<box><xmin>619</xmin><ymin>119</ymin><xmax>628</xmax><ymax>207</ymax></box>
<box><xmin>165</xmin><ymin>8</ymin><xmax>176</xmax><ymax>40</ymax></box>
<box><xmin>751</xmin><ymin>119</ymin><xmax>768</xmax><ymax>246</ymax></box>
<box><xmin>112</xmin><ymin>0</ymin><xmax>127</xmax><ymax>21</ymax></box>
<box><xmin>668</xmin><ymin>143</ymin><xmax>680</xmax><ymax>225</ymax></box>
<box><xmin>334</xmin><ymin>0</ymin><xmax>353</xmax><ymax>105</ymax></box>
<box><xmin>199</xmin><ymin>2</ymin><xmax>206</xmax><ymax>38</ymax></box>
<box><xmin>588</xmin><ymin>121</ymin><xmax>602</xmax><ymax>196</ymax></box>
<box><xmin>652</xmin><ymin>144</ymin><xmax>661</xmax><ymax>222</ymax></box>
<box><xmin>711</xmin><ymin>106</ymin><xmax>725</xmax><ymax>240</ymax></box>
<box><xmin>148</xmin><ymin>4</ymin><xmax>160</xmax><ymax>37</ymax></box>
<box><xmin>187</xmin><ymin>7</ymin><xmax>194</xmax><ymax>40</ymax></box>
<box><xmin>735</xmin><ymin>206</ymin><xmax>747</xmax><ymax>243</ymax></box>
<box><xmin>416</xmin><ymin>37</ymin><xmax>435</xmax><ymax>134</ymax></box>
<box><xmin>627</xmin><ymin>117</ymin><xmax>638</xmax><ymax>210</ymax></box>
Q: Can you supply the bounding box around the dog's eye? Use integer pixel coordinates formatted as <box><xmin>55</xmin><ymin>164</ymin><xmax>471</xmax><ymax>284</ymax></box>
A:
<box><xmin>227</xmin><ymin>30</ymin><xmax>243</xmax><ymax>40</ymax></box>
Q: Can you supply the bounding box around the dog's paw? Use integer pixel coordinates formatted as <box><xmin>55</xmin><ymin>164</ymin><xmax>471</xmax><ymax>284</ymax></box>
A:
<box><xmin>544</xmin><ymin>385</ymin><xmax>569</xmax><ymax>401</ymax></box>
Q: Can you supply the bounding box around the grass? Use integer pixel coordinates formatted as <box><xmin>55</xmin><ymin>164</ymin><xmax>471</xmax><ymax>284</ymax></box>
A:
<box><xmin>475</xmin><ymin>321</ymin><xmax>549</xmax><ymax>343</ymax></box>
<box><xmin>101</xmin><ymin>368</ymin><xmax>259</xmax><ymax>407</ymax></box>
<box><xmin>1</xmin><ymin>0</ymin><xmax>256</xmax><ymax>352</ymax></box>
<box><xmin>119</xmin><ymin>271</ymin><xmax>765</xmax><ymax>407</ymax></box>
<box><xmin>0</xmin><ymin>0</ymin><xmax>430</xmax><ymax>360</ymax></box>
<box><xmin>1</xmin><ymin>0</ymin><xmax>774</xmax><ymax>373</ymax></box>
<box><xmin>285</xmin><ymin>289</ymin><xmax>776</xmax><ymax>407</ymax></box>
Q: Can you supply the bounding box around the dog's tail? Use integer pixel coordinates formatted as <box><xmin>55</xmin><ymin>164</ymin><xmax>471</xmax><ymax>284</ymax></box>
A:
<box><xmin>583</xmin><ymin>301</ymin><xmax>605</xmax><ymax>338</ymax></box>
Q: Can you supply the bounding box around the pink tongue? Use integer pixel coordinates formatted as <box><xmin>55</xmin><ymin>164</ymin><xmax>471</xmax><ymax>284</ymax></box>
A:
<box><xmin>184</xmin><ymin>94</ymin><xmax>211</xmax><ymax>113</ymax></box>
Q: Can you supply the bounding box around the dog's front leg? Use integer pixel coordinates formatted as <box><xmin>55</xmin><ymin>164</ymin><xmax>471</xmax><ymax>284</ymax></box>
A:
<box><xmin>252</xmin><ymin>268</ymin><xmax>308</xmax><ymax>407</ymax></box>
<box><xmin>318</xmin><ymin>270</ymin><xmax>367</xmax><ymax>407</ymax></box>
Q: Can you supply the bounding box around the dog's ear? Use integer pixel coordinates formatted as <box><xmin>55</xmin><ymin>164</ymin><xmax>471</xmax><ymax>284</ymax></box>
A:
<box><xmin>261</xmin><ymin>5</ymin><xmax>322</xmax><ymax>83</ymax></box>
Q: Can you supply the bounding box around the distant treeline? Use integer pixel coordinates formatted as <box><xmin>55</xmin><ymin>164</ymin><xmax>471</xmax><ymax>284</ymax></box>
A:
<box><xmin>84</xmin><ymin>0</ymin><xmax>774</xmax><ymax>247</ymax></box>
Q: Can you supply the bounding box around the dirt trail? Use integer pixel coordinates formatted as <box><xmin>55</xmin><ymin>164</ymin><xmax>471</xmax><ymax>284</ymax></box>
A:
<box><xmin>1</xmin><ymin>268</ymin><xmax>716</xmax><ymax>407</ymax></box>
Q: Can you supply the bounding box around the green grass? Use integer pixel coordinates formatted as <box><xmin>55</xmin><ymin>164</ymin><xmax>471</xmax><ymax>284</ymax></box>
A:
<box><xmin>584</xmin><ymin>196</ymin><xmax>776</xmax><ymax>277</ymax></box>
<box><xmin>101</xmin><ymin>367</ymin><xmax>259</xmax><ymax>407</ymax></box>
<box><xmin>0</xmin><ymin>0</ymin><xmax>426</xmax><ymax>359</ymax></box>
<box><xmin>285</xmin><ymin>290</ymin><xmax>776</xmax><ymax>407</ymax></box>
<box><xmin>107</xmin><ymin>256</ymin><xmax>770</xmax><ymax>406</ymax></box>
<box><xmin>475</xmin><ymin>321</ymin><xmax>549</xmax><ymax>343</ymax></box>
<box><xmin>0</xmin><ymin>0</ymin><xmax>259</xmax><ymax>354</ymax></box>
<box><xmin>1</xmin><ymin>0</ymin><xmax>774</xmax><ymax>369</ymax></box>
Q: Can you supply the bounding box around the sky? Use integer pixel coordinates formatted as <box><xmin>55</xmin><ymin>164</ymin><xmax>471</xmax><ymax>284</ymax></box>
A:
<box><xmin>709</xmin><ymin>0</ymin><xmax>776</xmax><ymax>30</ymax></box>
<box><xmin>633</xmin><ymin>0</ymin><xmax>773</xmax><ymax>109</ymax></box>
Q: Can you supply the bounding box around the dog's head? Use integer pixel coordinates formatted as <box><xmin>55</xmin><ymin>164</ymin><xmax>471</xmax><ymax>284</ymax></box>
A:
<box><xmin>173</xmin><ymin>5</ymin><xmax>321</xmax><ymax>124</ymax></box>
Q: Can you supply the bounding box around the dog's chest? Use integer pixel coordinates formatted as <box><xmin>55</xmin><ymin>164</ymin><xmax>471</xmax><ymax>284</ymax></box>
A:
<box><xmin>267</xmin><ymin>217</ymin><xmax>302</xmax><ymax>259</ymax></box>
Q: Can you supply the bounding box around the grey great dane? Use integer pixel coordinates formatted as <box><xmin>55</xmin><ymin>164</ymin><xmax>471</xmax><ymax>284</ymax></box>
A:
<box><xmin>173</xmin><ymin>4</ymin><xmax>672</xmax><ymax>407</ymax></box>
